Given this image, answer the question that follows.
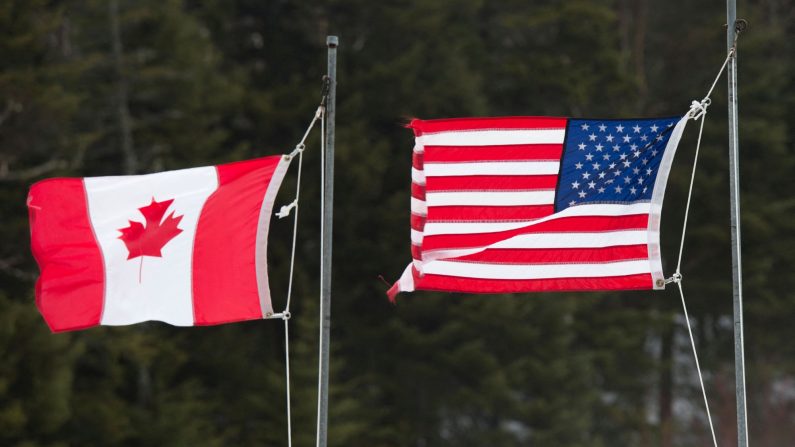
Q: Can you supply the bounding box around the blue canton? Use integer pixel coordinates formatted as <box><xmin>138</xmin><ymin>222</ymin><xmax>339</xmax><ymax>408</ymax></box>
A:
<box><xmin>555</xmin><ymin>117</ymin><xmax>681</xmax><ymax>212</ymax></box>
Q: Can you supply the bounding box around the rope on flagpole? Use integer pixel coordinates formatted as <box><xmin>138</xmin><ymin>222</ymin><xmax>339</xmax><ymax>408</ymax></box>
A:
<box><xmin>663</xmin><ymin>47</ymin><xmax>738</xmax><ymax>447</ymax></box>
<box><xmin>665</xmin><ymin>111</ymin><xmax>718</xmax><ymax>447</ymax></box>
<box><xmin>280</xmin><ymin>105</ymin><xmax>325</xmax><ymax>310</ymax></box>
<box><xmin>271</xmin><ymin>95</ymin><xmax>326</xmax><ymax>447</ymax></box>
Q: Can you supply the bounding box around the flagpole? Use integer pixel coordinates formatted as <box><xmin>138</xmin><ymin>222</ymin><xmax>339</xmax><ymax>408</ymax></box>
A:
<box><xmin>317</xmin><ymin>35</ymin><xmax>338</xmax><ymax>447</ymax></box>
<box><xmin>726</xmin><ymin>2</ymin><xmax>749</xmax><ymax>446</ymax></box>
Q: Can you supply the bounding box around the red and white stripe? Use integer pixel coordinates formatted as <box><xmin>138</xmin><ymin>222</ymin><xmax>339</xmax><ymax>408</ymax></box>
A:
<box><xmin>389</xmin><ymin>116</ymin><xmax>685</xmax><ymax>298</ymax></box>
<box><xmin>28</xmin><ymin>156</ymin><xmax>289</xmax><ymax>332</ymax></box>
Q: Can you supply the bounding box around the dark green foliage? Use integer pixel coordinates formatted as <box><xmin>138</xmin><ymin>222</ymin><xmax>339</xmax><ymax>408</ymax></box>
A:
<box><xmin>0</xmin><ymin>0</ymin><xmax>793</xmax><ymax>446</ymax></box>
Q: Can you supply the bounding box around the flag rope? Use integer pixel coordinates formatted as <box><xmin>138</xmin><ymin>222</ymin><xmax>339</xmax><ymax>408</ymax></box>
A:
<box><xmin>676</xmin><ymin>47</ymin><xmax>733</xmax><ymax>272</ymax></box>
<box><xmin>665</xmin><ymin>48</ymin><xmax>736</xmax><ymax>447</ymax></box>
<box><xmin>281</xmin><ymin>105</ymin><xmax>324</xmax><ymax>311</ymax></box>
<box><xmin>272</xmin><ymin>104</ymin><xmax>325</xmax><ymax>447</ymax></box>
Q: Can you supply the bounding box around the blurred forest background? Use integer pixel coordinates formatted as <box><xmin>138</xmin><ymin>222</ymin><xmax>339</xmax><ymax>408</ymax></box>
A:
<box><xmin>1</xmin><ymin>0</ymin><xmax>794</xmax><ymax>446</ymax></box>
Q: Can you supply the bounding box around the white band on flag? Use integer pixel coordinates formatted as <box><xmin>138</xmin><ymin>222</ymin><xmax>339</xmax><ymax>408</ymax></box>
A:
<box><xmin>422</xmin><ymin>259</ymin><xmax>651</xmax><ymax>280</ymax></box>
<box><xmin>424</xmin><ymin>161</ymin><xmax>560</xmax><ymax>177</ymax></box>
<box><xmin>418</xmin><ymin>129</ymin><xmax>566</xmax><ymax>146</ymax></box>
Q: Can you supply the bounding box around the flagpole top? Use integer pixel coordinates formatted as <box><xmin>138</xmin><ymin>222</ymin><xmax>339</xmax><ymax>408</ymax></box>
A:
<box><xmin>326</xmin><ymin>36</ymin><xmax>338</xmax><ymax>48</ymax></box>
<box><xmin>734</xmin><ymin>19</ymin><xmax>748</xmax><ymax>33</ymax></box>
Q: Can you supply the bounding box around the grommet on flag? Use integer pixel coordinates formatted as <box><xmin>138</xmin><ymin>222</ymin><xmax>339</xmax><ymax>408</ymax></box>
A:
<box><xmin>286</xmin><ymin>143</ymin><xmax>306</xmax><ymax>161</ymax></box>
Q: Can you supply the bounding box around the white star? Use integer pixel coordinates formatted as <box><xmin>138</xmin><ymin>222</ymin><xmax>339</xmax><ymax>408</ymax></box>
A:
<box><xmin>622</xmin><ymin>135</ymin><xmax>631</xmax><ymax>143</ymax></box>
<box><xmin>650</xmin><ymin>124</ymin><xmax>659</xmax><ymax>133</ymax></box>
<box><xmin>575</xmin><ymin>162</ymin><xmax>584</xmax><ymax>169</ymax></box>
<box><xmin>606</xmin><ymin>134</ymin><xmax>615</xmax><ymax>142</ymax></box>
<box><xmin>578</xmin><ymin>190</ymin><xmax>587</xmax><ymax>198</ymax></box>
<box><xmin>630</xmin><ymin>187</ymin><xmax>637</xmax><ymax>195</ymax></box>
<box><xmin>624</xmin><ymin>176</ymin><xmax>632</xmax><ymax>184</ymax></box>
<box><xmin>598</xmin><ymin>124</ymin><xmax>607</xmax><ymax>132</ymax></box>
<box><xmin>569</xmin><ymin>200</ymin><xmax>576</xmax><ymax>206</ymax></box>
<box><xmin>622</xmin><ymin>160</ymin><xmax>631</xmax><ymax>168</ymax></box>
<box><xmin>632</xmin><ymin>167</ymin><xmax>640</xmax><ymax>174</ymax></box>
<box><xmin>616</xmin><ymin>124</ymin><xmax>624</xmax><ymax>133</ymax></box>
<box><xmin>595</xmin><ymin>143</ymin><xmax>604</xmax><ymax>152</ymax></box>
<box><xmin>619</xmin><ymin>153</ymin><xmax>628</xmax><ymax>160</ymax></box>
<box><xmin>651</xmin><ymin>149</ymin><xmax>659</xmax><ymax>156</ymax></box>
<box><xmin>637</xmin><ymin>177</ymin><xmax>644</xmax><ymax>184</ymax></box>
<box><xmin>585</xmin><ymin>153</ymin><xmax>594</xmax><ymax>161</ymax></box>
<box><xmin>589</xmin><ymin>133</ymin><xmax>597</xmax><ymax>141</ymax></box>
<box><xmin>667</xmin><ymin>122</ymin><xmax>674</xmax><ymax>127</ymax></box>
<box><xmin>582</xmin><ymin>172</ymin><xmax>591</xmax><ymax>180</ymax></box>
<box><xmin>643</xmin><ymin>186</ymin><xmax>648</xmax><ymax>194</ymax></box>
<box><xmin>598</xmin><ymin>187</ymin><xmax>606</xmax><ymax>193</ymax></box>
<box><xmin>598</xmin><ymin>171</ymin><xmax>607</xmax><ymax>179</ymax></box>
<box><xmin>630</xmin><ymin>143</ymin><xmax>638</xmax><ymax>150</ymax></box>
<box><xmin>640</xmin><ymin>134</ymin><xmax>648</xmax><ymax>142</ymax></box>
<box><xmin>633</xmin><ymin>150</ymin><xmax>641</xmax><ymax>158</ymax></box>
<box><xmin>646</xmin><ymin>168</ymin><xmax>653</xmax><ymax>175</ymax></box>
<box><xmin>578</xmin><ymin>142</ymin><xmax>587</xmax><ymax>150</ymax></box>
<box><xmin>571</xmin><ymin>180</ymin><xmax>580</xmax><ymax>189</ymax></box>
<box><xmin>656</xmin><ymin>134</ymin><xmax>664</xmax><ymax>141</ymax></box>
<box><xmin>581</xmin><ymin>123</ymin><xmax>590</xmax><ymax>130</ymax></box>
<box><xmin>606</xmin><ymin>179</ymin><xmax>614</xmax><ymax>184</ymax></box>
<box><xmin>615</xmin><ymin>186</ymin><xmax>623</xmax><ymax>193</ymax></box>
<box><xmin>602</xmin><ymin>154</ymin><xmax>610</xmax><ymax>161</ymax></box>
<box><xmin>608</xmin><ymin>163</ymin><xmax>616</xmax><ymax>169</ymax></box>
<box><xmin>588</xmin><ymin>181</ymin><xmax>596</xmax><ymax>189</ymax></box>
<box><xmin>641</xmin><ymin>158</ymin><xmax>649</xmax><ymax>165</ymax></box>
<box><xmin>633</xmin><ymin>125</ymin><xmax>641</xmax><ymax>133</ymax></box>
<box><xmin>613</xmin><ymin>170</ymin><xmax>622</xmax><ymax>177</ymax></box>
<box><xmin>613</xmin><ymin>145</ymin><xmax>621</xmax><ymax>152</ymax></box>
<box><xmin>592</xmin><ymin>162</ymin><xmax>601</xmax><ymax>170</ymax></box>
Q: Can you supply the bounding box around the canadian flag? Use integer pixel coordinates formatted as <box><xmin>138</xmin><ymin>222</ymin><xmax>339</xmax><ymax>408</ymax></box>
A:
<box><xmin>28</xmin><ymin>156</ymin><xmax>290</xmax><ymax>332</ymax></box>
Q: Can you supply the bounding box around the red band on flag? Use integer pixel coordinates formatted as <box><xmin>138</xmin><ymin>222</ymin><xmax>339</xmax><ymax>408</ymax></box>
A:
<box><xmin>454</xmin><ymin>245</ymin><xmax>650</xmax><ymax>264</ymax></box>
<box><xmin>426</xmin><ymin>205</ymin><xmax>555</xmax><ymax>222</ymax></box>
<box><xmin>414</xmin><ymin>272</ymin><xmax>654</xmax><ymax>294</ymax></box>
<box><xmin>411</xmin><ymin>116</ymin><xmax>568</xmax><ymax>134</ymax></box>
<box><xmin>28</xmin><ymin>179</ymin><xmax>105</xmax><ymax>332</ymax></box>
<box><xmin>423</xmin><ymin>144</ymin><xmax>563</xmax><ymax>162</ymax></box>
<box><xmin>425</xmin><ymin>175</ymin><xmax>559</xmax><ymax>192</ymax></box>
<box><xmin>192</xmin><ymin>157</ymin><xmax>284</xmax><ymax>325</ymax></box>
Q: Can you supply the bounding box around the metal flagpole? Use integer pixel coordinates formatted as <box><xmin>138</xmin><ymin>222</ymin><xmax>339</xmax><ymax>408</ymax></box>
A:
<box><xmin>317</xmin><ymin>35</ymin><xmax>338</xmax><ymax>447</ymax></box>
<box><xmin>726</xmin><ymin>2</ymin><xmax>749</xmax><ymax>446</ymax></box>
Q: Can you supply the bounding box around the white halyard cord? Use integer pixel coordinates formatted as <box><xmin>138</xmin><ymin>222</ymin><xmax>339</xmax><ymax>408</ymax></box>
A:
<box><xmin>666</xmin><ymin>48</ymin><xmax>736</xmax><ymax>447</ymax></box>
<box><xmin>677</xmin><ymin>103</ymin><xmax>709</xmax><ymax>272</ymax></box>
<box><xmin>269</xmin><ymin>105</ymin><xmax>325</xmax><ymax>447</ymax></box>
<box><xmin>283</xmin><ymin>314</ymin><xmax>293</xmax><ymax>447</ymax></box>
<box><xmin>281</xmin><ymin>106</ymin><xmax>324</xmax><ymax>311</ymax></box>
<box><xmin>671</xmin><ymin>275</ymin><xmax>719</xmax><ymax>447</ymax></box>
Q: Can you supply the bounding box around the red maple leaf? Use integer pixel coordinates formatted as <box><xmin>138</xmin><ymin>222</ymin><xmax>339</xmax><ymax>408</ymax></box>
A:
<box><xmin>118</xmin><ymin>197</ymin><xmax>184</xmax><ymax>282</ymax></box>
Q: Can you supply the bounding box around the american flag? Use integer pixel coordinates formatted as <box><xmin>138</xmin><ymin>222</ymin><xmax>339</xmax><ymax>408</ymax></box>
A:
<box><xmin>389</xmin><ymin>115</ymin><xmax>688</xmax><ymax>299</ymax></box>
